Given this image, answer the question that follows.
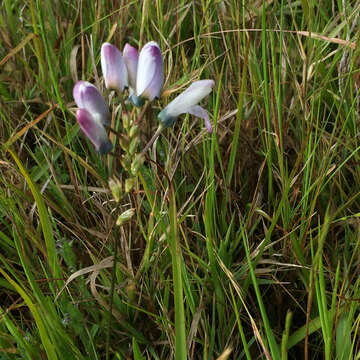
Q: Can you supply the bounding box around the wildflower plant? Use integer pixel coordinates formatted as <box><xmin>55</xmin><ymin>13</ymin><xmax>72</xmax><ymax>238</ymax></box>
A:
<box><xmin>72</xmin><ymin>40</ymin><xmax>214</xmax><ymax>223</ymax></box>
<box><xmin>72</xmin><ymin>40</ymin><xmax>213</xmax><ymax>182</ymax></box>
<box><xmin>72</xmin><ymin>39</ymin><xmax>214</xmax><ymax>359</ymax></box>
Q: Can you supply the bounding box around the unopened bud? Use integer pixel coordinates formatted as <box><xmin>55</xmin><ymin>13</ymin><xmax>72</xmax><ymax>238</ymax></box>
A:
<box><xmin>108</xmin><ymin>177</ymin><xmax>122</xmax><ymax>203</ymax></box>
<box><xmin>131</xmin><ymin>154</ymin><xmax>145</xmax><ymax>175</ymax></box>
<box><xmin>129</xmin><ymin>138</ymin><xmax>140</xmax><ymax>156</ymax></box>
<box><xmin>122</xmin><ymin>113</ymin><xmax>131</xmax><ymax>130</ymax></box>
<box><xmin>129</xmin><ymin>125</ymin><xmax>139</xmax><ymax>139</ymax></box>
<box><xmin>119</xmin><ymin>135</ymin><xmax>130</xmax><ymax>151</ymax></box>
<box><xmin>126</xmin><ymin>279</ymin><xmax>136</xmax><ymax>302</ymax></box>
<box><xmin>116</xmin><ymin>208</ymin><xmax>135</xmax><ymax>226</ymax></box>
<box><xmin>125</xmin><ymin>177</ymin><xmax>136</xmax><ymax>193</ymax></box>
<box><xmin>120</xmin><ymin>155</ymin><xmax>130</xmax><ymax>170</ymax></box>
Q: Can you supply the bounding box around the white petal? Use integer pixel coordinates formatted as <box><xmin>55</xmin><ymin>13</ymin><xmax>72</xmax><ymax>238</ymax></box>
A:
<box><xmin>136</xmin><ymin>41</ymin><xmax>163</xmax><ymax>100</ymax></box>
<box><xmin>136</xmin><ymin>55</ymin><xmax>156</xmax><ymax>95</ymax></box>
<box><xmin>164</xmin><ymin>80</ymin><xmax>214</xmax><ymax>118</ymax></box>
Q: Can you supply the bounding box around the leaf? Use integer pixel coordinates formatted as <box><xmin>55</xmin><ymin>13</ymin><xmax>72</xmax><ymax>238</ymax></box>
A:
<box><xmin>132</xmin><ymin>337</ymin><xmax>146</xmax><ymax>360</ymax></box>
<box><xmin>336</xmin><ymin>313</ymin><xmax>352</xmax><ymax>360</ymax></box>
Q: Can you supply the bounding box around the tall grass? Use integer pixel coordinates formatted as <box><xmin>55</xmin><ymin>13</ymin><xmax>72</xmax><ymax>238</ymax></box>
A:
<box><xmin>1</xmin><ymin>0</ymin><xmax>360</xmax><ymax>359</ymax></box>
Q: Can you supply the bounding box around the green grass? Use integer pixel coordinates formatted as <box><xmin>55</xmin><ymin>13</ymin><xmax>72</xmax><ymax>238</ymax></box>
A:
<box><xmin>1</xmin><ymin>1</ymin><xmax>360</xmax><ymax>359</ymax></box>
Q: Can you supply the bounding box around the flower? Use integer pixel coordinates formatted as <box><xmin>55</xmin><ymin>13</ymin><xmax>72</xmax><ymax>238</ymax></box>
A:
<box><xmin>129</xmin><ymin>41</ymin><xmax>164</xmax><ymax>107</ymax></box>
<box><xmin>123</xmin><ymin>43</ymin><xmax>139</xmax><ymax>95</ymax></box>
<box><xmin>73</xmin><ymin>81</ymin><xmax>112</xmax><ymax>154</ymax></box>
<box><xmin>75</xmin><ymin>109</ymin><xmax>113</xmax><ymax>154</ymax></box>
<box><xmin>101</xmin><ymin>43</ymin><xmax>128</xmax><ymax>93</ymax></box>
<box><xmin>157</xmin><ymin>80</ymin><xmax>214</xmax><ymax>133</ymax></box>
<box><xmin>73</xmin><ymin>80</ymin><xmax>110</xmax><ymax>125</ymax></box>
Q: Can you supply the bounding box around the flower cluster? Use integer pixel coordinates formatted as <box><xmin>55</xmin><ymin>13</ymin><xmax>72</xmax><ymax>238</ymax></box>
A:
<box><xmin>73</xmin><ymin>41</ymin><xmax>214</xmax><ymax>155</ymax></box>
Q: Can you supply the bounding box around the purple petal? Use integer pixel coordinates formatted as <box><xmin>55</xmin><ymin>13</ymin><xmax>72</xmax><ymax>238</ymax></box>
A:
<box><xmin>187</xmin><ymin>105</ymin><xmax>213</xmax><ymax>133</ymax></box>
<box><xmin>76</xmin><ymin>109</ymin><xmax>113</xmax><ymax>154</ymax></box>
<box><xmin>73</xmin><ymin>81</ymin><xmax>110</xmax><ymax>126</ymax></box>
<box><xmin>136</xmin><ymin>41</ymin><xmax>164</xmax><ymax>101</ymax></box>
<box><xmin>101</xmin><ymin>43</ymin><xmax>128</xmax><ymax>92</ymax></box>
<box><xmin>123</xmin><ymin>43</ymin><xmax>139</xmax><ymax>92</ymax></box>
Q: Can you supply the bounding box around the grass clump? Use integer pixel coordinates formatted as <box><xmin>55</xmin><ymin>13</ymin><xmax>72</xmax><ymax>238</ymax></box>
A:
<box><xmin>1</xmin><ymin>1</ymin><xmax>360</xmax><ymax>359</ymax></box>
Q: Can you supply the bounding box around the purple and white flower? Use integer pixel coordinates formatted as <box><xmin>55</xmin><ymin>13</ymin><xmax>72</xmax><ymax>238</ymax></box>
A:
<box><xmin>157</xmin><ymin>80</ymin><xmax>214</xmax><ymax>133</ymax></box>
<box><xmin>73</xmin><ymin>80</ymin><xmax>112</xmax><ymax>154</ymax></box>
<box><xmin>129</xmin><ymin>41</ymin><xmax>163</xmax><ymax>107</ymax></box>
<box><xmin>101</xmin><ymin>43</ymin><xmax>128</xmax><ymax>93</ymax></box>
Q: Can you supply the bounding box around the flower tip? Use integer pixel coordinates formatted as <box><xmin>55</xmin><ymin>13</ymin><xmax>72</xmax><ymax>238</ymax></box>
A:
<box><xmin>73</xmin><ymin>80</ymin><xmax>88</xmax><ymax>105</ymax></box>
<box><xmin>197</xmin><ymin>79</ymin><xmax>215</xmax><ymax>92</ymax></box>
<box><xmin>205</xmin><ymin>123</ymin><xmax>213</xmax><ymax>134</ymax></box>
<box><xmin>101</xmin><ymin>42</ymin><xmax>112</xmax><ymax>51</ymax></box>
<box><xmin>123</xmin><ymin>43</ymin><xmax>139</xmax><ymax>56</ymax></box>
<box><xmin>143</xmin><ymin>40</ymin><xmax>160</xmax><ymax>50</ymax></box>
<box><xmin>209</xmin><ymin>80</ymin><xmax>215</xmax><ymax>91</ymax></box>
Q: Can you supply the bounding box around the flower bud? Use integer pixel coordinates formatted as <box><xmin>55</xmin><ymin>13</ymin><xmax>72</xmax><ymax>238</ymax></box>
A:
<box><xmin>129</xmin><ymin>137</ymin><xmax>140</xmax><ymax>156</ymax></box>
<box><xmin>119</xmin><ymin>135</ymin><xmax>130</xmax><ymax>152</ymax></box>
<box><xmin>126</xmin><ymin>279</ymin><xmax>136</xmax><ymax>303</ymax></box>
<box><xmin>108</xmin><ymin>177</ymin><xmax>122</xmax><ymax>203</ymax></box>
<box><xmin>120</xmin><ymin>155</ymin><xmax>130</xmax><ymax>171</ymax></box>
<box><xmin>131</xmin><ymin>154</ymin><xmax>145</xmax><ymax>175</ymax></box>
<box><xmin>116</xmin><ymin>208</ymin><xmax>135</xmax><ymax>226</ymax></box>
<box><xmin>101</xmin><ymin>43</ymin><xmax>128</xmax><ymax>92</ymax></box>
<box><xmin>131</xmin><ymin>41</ymin><xmax>163</xmax><ymax>106</ymax></box>
<box><xmin>129</xmin><ymin>125</ymin><xmax>139</xmax><ymax>139</ymax></box>
<box><xmin>122</xmin><ymin>112</ymin><xmax>131</xmax><ymax>130</ymax></box>
<box><xmin>125</xmin><ymin>177</ymin><xmax>136</xmax><ymax>193</ymax></box>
